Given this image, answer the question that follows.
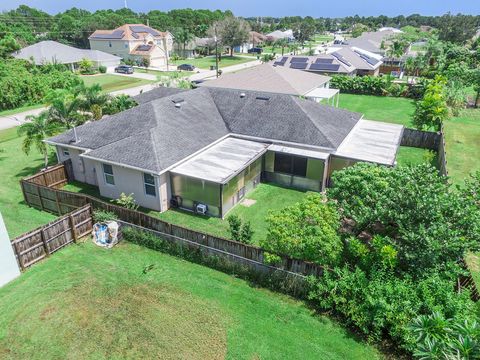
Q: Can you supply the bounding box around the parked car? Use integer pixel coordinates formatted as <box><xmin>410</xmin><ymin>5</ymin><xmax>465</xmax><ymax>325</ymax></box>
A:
<box><xmin>177</xmin><ymin>64</ymin><xmax>195</xmax><ymax>71</ymax></box>
<box><xmin>114</xmin><ymin>65</ymin><xmax>134</xmax><ymax>74</ymax></box>
<box><xmin>248</xmin><ymin>47</ymin><xmax>263</xmax><ymax>54</ymax></box>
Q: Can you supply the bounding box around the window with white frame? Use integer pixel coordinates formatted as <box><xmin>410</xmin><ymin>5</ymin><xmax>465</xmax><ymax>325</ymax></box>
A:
<box><xmin>62</xmin><ymin>147</ymin><xmax>70</xmax><ymax>157</ymax></box>
<box><xmin>144</xmin><ymin>173</ymin><xmax>156</xmax><ymax>197</ymax></box>
<box><xmin>103</xmin><ymin>164</ymin><xmax>115</xmax><ymax>185</ymax></box>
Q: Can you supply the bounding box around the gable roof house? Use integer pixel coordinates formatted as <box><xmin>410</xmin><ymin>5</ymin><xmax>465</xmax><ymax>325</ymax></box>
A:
<box><xmin>13</xmin><ymin>40</ymin><xmax>121</xmax><ymax>70</ymax></box>
<box><xmin>89</xmin><ymin>24</ymin><xmax>173</xmax><ymax>68</ymax></box>
<box><xmin>46</xmin><ymin>87</ymin><xmax>403</xmax><ymax>218</ymax></box>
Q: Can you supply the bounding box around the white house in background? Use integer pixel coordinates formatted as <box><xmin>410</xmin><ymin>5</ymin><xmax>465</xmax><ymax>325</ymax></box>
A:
<box><xmin>266</xmin><ymin>29</ymin><xmax>295</xmax><ymax>41</ymax></box>
<box><xmin>89</xmin><ymin>24</ymin><xmax>173</xmax><ymax>68</ymax></box>
<box><xmin>13</xmin><ymin>40</ymin><xmax>121</xmax><ymax>71</ymax></box>
<box><xmin>0</xmin><ymin>212</ymin><xmax>20</xmax><ymax>287</ymax></box>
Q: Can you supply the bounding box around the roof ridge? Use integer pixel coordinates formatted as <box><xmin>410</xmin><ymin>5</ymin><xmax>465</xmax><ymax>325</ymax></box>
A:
<box><xmin>292</xmin><ymin>97</ymin><xmax>336</xmax><ymax>148</ymax></box>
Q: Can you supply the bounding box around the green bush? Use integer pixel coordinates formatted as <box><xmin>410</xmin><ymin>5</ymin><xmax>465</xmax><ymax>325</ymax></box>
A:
<box><xmin>98</xmin><ymin>65</ymin><xmax>107</xmax><ymax>74</ymax></box>
<box><xmin>112</xmin><ymin>192</ymin><xmax>139</xmax><ymax>210</ymax></box>
<box><xmin>227</xmin><ymin>214</ymin><xmax>254</xmax><ymax>244</ymax></box>
<box><xmin>92</xmin><ymin>209</ymin><xmax>118</xmax><ymax>223</ymax></box>
<box><xmin>261</xmin><ymin>192</ymin><xmax>342</xmax><ymax>266</ymax></box>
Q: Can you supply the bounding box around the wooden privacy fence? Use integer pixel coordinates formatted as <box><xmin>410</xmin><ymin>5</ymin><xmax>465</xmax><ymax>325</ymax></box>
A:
<box><xmin>11</xmin><ymin>205</ymin><xmax>92</xmax><ymax>269</ymax></box>
<box><xmin>20</xmin><ymin>168</ymin><xmax>324</xmax><ymax>277</ymax></box>
<box><xmin>400</xmin><ymin>128</ymin><xmax>448</xmax><ymax>176</ymax></box>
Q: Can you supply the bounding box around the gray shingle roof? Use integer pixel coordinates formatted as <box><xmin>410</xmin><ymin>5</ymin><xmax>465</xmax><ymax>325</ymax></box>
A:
<box><xmin>134</xmin><ymin>86</ymin><xmax>187</xmax><ymax>104</ymax></box>
<box><xmin>48</xmin><ymin>87</ymin><xmax>363</xmax><ymax>173</ymax></box>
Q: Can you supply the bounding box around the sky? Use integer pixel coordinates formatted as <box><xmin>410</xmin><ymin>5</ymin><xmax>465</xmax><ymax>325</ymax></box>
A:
<box><xmin>1</xmin><ymin>0</ymin><xmax>479</xmax><ymax>18</ymax></box>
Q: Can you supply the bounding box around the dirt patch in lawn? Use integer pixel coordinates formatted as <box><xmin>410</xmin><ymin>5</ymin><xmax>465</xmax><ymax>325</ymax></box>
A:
<box><xmin>241</xmin><ymin>199</ymin><xmax>256</xmax><ymax>207</ymax></box>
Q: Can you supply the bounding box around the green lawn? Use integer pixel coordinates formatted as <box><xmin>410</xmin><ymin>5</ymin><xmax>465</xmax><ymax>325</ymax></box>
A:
<box><xmin>396</xmin><ymin>147</ymin><xmax>436</xmax><ymax>167</ymax></box>
<box><xmin>0</xmin><ymin>103</ymin><xmax>45</xmax><ymax>117</ymax></box>
<box><xmin>443</xmin><ymin>109</ymin><xmax>480</xmax><ymax>185</ymax></box>
<box><xmin>338</xmin><ymin>94</ymin><xmax>415</xmax><ymax>127</ymax></box>
<box><xmin>80</xmin><ymin>74</ymin><xmax>154</xmax><ymax>92</ymax></box>
<box><xmin>0</xmin><ymin>128</ymin><xmax>56</xmax><ymax>238</ymax></box>
<box><xmin>171</xmin><ymin>56</ymin><xmax>255</xmax><ymax>70</ymax></box>
<box><xmin>134</xmin><ymin>68</ymin><xmax>194</xmax><ymax>77</ymax></box>
<box><xmin>64</xmin><ymin>182</ymin><xmax>308</xmax><ymax>245</ymax></box>
<box><xmin>0</xmin><ymin>240</ymin><xmax>381</xmax><ymax>359</ymax></box>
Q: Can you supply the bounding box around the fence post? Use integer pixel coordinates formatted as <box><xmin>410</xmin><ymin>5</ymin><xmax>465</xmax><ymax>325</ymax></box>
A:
<box><xmin>42</xmin><ymin>171</ymin><xmax>48</xmax><ymax>187</ymax></box>
<box><xmin>69</xmin><ymin>214</ymin><xmax>78</xmax><ymax>243</ymax></box>
<box><xmin>36</xmin><ymin>185</ymin><xmax>44</xmax><ymax>211</ymax></box>
<box><xmin>55</xmin><ymin>191</ymin><xmax>61</xmax><ymax>215</ymax></box>
<box><xmin>20</xmin><ymin>180</ymin><xmax>28</xmax><ymax>206</ymax></box>
<box><xmin>40</xmin><ymin>229</ymin><xmax>50</xmax><ymax>256</ymax></box>
<box><xmin>12</xmin><ymin>241</ymin><xmax>25</xmax><ymax>271</ymax></box>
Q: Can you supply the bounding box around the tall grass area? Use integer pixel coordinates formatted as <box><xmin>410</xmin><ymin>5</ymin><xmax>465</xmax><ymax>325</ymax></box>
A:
<box><xmin>0</xmin><ymin>241</ymin><xmax>381</xmax><ymax>359</ymax></box>
<box><xmin>80</xmin><ymin>74</ymin><xmax>154</xmax><ymax>92</ymax></box>
<box><xmin>0</xmin><ymin>128</ymin><xmax>55</xmax><ymax>237</ymax></box>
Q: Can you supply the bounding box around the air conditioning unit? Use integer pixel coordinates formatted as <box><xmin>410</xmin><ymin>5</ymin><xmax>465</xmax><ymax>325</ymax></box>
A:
<box><xmin>196</xmin><ymin>203</ymin><xmax>208</xmax><ymax>215</ymax></box>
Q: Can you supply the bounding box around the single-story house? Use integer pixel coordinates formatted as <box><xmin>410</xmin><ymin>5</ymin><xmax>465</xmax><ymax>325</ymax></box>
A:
<box><xmin>13</xmin><ymin>40</ymin><xmax>121</xmax><ymax>71</ymax></box>
<box><xmin>275</xmin><ymin>46</ymin><xmax>383</xmax><ymax>77</ymax></box>
<box><xmin>233</xmin><ymin>31</ymin><xmax>268</xmax><ymax>54</ymax></box>
<box><xmin>198</xmin><ymin>63</ymin><xmax>340</xmax><ymax>106</ymax></box>
<box><xmin>89</xmin><ymin>24</ymin><xmax>173</xmax><ymax>68</ymax></box>
<box><xmin>266</xmin><ymin>29</ymin><xmax>295</xmax><ymax>42</ymax></box>
<box><xmin>46</xmin><ymin>87</ymin><xmax>403</xmax><ymax>218</ymax></box>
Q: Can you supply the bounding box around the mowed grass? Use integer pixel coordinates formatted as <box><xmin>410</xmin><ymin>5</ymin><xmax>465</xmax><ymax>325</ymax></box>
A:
<box><xmin>338</xmin><ymin>94</ymin><xmax>415</xmax><ymax>127</ymax></box>
<box><xmin>443</xmin><ymin>109</ymin><xmax>480</xmax><ymax>185</ymax></box>
<box><xmin>396</xmin><ymin>147</ymin><xmax>436</xmax><ymax>167</ymax></box>
<box><xmin>0</xmin><ymin>240</ymin><xmax>381</xmax><ymax>359</ymax></box>
<box><xmin>80</xmin><ymin>74</ymin><xmax>154</xmax><ymax>92</ymax></box>
<box><xmin>171</xmin><ymin>55</ymin><xmax>255</xmax><ymax>69</ymax></box>
<box><xmin>0</xmin><ymin>128</ymin><xmax>56</xmax><ymax>238</ymax></box>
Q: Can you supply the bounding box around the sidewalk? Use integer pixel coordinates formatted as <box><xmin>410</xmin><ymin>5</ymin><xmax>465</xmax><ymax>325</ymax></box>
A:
<box><xmin>0</xmin><ymin>107</ymin><xmax>46</xmax><ymax>131</ymax></box>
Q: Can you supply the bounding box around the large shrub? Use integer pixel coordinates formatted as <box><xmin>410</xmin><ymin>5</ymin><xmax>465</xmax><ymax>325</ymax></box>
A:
<box><xmin>413</xmin><ymin>75</ymin><xmax>449</xmax><ymax>131</ymax></box>
<box><xmin>261</xmin><ymin>192</ymin><xmax>342</xmax><ymax>265</ymax></box>
<box><xmin>0</xmin><ymin>59</ymin><xmax>80</xmax><ymax>110</ymax></box>
<box><xmin>328</xmin><ymin>163</ymin><xmax>480</xmax><ymax>275</ymax></box>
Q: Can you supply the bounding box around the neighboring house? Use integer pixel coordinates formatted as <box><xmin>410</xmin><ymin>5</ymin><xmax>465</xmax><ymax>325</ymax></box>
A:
<box><xmin>233</xmin><ymin>31</ymin><xmax>268</xmax><ymax>54</ymax></box>
<box><xmin>46</xmin><ymin>87</ymin><xmax>403</xmax><ymax>218</ymax></box>
<box><xmin>340</xmin><ymin>28</ymin><xmax>402</xmax><ymax>56</ymax></box>
<box><xmin>266</xmin><ymin>29</ymin><xmax>295</xmax><ymax>42</ymax></box>
<box><xmin>13</xmin><ymin>40</ymin><xmax>121</xmax><ymax>70</ymax></box>
<box><xmin>89</xmin><ymin>24</ymin><xmax>173</xmax><ymax>67</ymax></box>
<box><xmin>275</xmin><ymin>47</ymin><xmax>382</xmax><ymax>77</ymax></box>
<box><xmin>198</xmin><ymin>63</ymin><xmax>340</xmax><ymax>106</ymax></box>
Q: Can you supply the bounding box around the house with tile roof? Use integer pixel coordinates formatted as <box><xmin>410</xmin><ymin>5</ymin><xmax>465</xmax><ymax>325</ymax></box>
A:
<box><xmin>89</xmin><ymin>24</ymin><xmax>173</xmax><ymax>68</ymax></box>
<box><xmin>46</xmin><ymin>87</ymin><xmax>403</xmax><ymax>217</ymax></box>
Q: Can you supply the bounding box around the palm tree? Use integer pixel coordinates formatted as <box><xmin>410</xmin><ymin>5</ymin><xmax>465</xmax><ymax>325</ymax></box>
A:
<box><xmin>78</xmin><ymin>83</ymin><xmax>110</xmax><ymax>120</ymax></box>
<box><xmin>275</xmin><ymin>38</ymin><xmax>289</xmax><ymax>56</ymax></box>
<box><xmin>17</xmin><ymin>111</ymin><xmax>63</xmax><ymax>169</ymax></box>
<box><xmin>173</xmin><ymin>28</ymin><xmax>194</xmax><ymax>58</ymax></box>
<box><xmin>288</xmin><ymin>42</ymin><xmax>300</xmax><ymax>55</ymax></box>
<box><xmin>48</xmin><ymin>96</ymin><xmax>82</xmax><ymax>128</ymax></box>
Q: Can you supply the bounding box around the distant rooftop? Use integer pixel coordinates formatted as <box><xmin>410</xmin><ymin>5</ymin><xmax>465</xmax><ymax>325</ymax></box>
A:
<box><xmin>89</xmin><ymin>24</ymin><xmax>170</xmax><ymax>41</ymax></box>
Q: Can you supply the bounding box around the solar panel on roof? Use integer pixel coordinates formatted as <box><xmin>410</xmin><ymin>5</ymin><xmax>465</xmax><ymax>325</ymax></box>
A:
<box><xmin>290</xmin><ymin>62</ymin><xmax>308</xmax><ymax>69</ymax></box>
<box><xmin>136</xmin><ymin>45</ymin><xmax>152</xmax><ymax>51</ymax></box>
<box><xmin>273</xmin><ymin>61</ymin><xmax>285</xmax><ymax>66</ymax></box>
<box><xmin>130</xmin><ymin>26</ymin><xmax>161</xmax><ymax>36</ymax></box>
<box><xmin>315</xmin><ymin>58</ymin><xmax>334</xmax><ymax>64</ymax></box>
<box><xmin>331</xmin><ymin>52</ymin><xmax>352</xmax><ymax>67</ymax></box>
<box><xmin>309</xmin><ymin>63</ymin><xmax>341</xmax><ymax>71</ymax></box>
<box><xmin>280</xmin><ymin>57</ymin><xmax>288</xmax><ymax>62</ymax></box>
<box><xmin>291</xmin><ymin>57</ymin><xmax>308</xmax><ymax>63</ymax></box>
<box><xmin>91</xmin><ymin>30</ymin><xmax>124</xmax><ymax>39</ymax></box>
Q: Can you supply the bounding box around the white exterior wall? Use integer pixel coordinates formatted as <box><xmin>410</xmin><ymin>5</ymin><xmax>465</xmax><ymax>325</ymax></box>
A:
<box><xmin>0</xmin><ymin>212</ymin><xmax>21</xmax><ymax>287</ymax></box>
<box><xmin>89</xmin><ymin>39</ymin><xmax>134</xmax><ymax>58</ymax></box>
<box><xmin>93</xmin><ymin>161</ymin><xmax>164</xmax><ymax>212</ymax></box>
<box><xmin>56</xmin><ymin>146</ymin><xmax>97</xmax><ymax>186</ymax></box>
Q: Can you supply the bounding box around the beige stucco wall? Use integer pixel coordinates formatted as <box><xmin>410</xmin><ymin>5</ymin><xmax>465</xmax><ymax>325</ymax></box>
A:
<box><xmin>93</xmin><ymin>161</ymin><xmax>163</xmax><ymax>212</ymax></box>
<box><xmin>56</xmin><ymin>146</ymin><xmax>97</xmax><ymax>186</ymax></box>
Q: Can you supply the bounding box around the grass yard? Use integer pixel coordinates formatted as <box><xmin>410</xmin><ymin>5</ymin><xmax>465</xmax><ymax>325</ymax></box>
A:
<box><xmin>443</xmin><ymin>109</ymin><xmax>480</xmax><ymax>185</ymax></box>
<box><xmin>0</xmin><ymin>128</ymin><xmax>56</xmax><ymax>238</ymax></box>
<box><xmin>171</xmin><ymin>56</ymin><xmax>255</xmax><ymax>69</ymax></box>
<box><xmin>64</xmin><ymin>182</ymin><xmax>308</xmax><ymax>245</ymax></box>
<box><xmin>153</xmin><ymin>184</ymin><xmax>307</xmax><ymax>244</ymax></box>
<box><xmin>134</xmin><ymin>68</ymin><xmax>194</xmax><ymax>77</ymax></box>
<box><xmin>80</xmin><ymin>74</ymin><xmax>154</xmax><ymax>93</ymax></box>
<box><xmin>0</xmin><ymin>240</ymin><xmax>381</xmax><ymax>359</ymax></box>
<box><xmin>396</xmin><ymin>147</ymin><xmax>436</xmax><ymax>167</ymax></box>
<box><xmin>338</xmin><ymin>94</ymin><xmax>415</xmax><ymax>127</ymax></box>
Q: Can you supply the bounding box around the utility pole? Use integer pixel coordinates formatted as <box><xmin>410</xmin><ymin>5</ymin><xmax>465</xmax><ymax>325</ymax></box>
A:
<box><xmin>215</xmin><ymin>26</ymin><xmax>219</xmax><ymax>78</ymax></box>
<box><xmin>124</xmin><ymin>0</ymin><xmax>128</xmax><ymax>8</ymax></box>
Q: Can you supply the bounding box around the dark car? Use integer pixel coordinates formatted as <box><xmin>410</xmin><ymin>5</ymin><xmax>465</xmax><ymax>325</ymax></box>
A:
<box><xmin>248</xmin><ymin>47</ymin><xmax>263</xmax><ymax>54</ymax></box>
<box><xmin>177</xmin><ymin>64</ymin><xmax>195</xmax><ymax>71</ymax></box>
<box><xmin>114</xmin><ymin>65</ymin><xmax>134</xmax><ymax>74</ymax></box>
